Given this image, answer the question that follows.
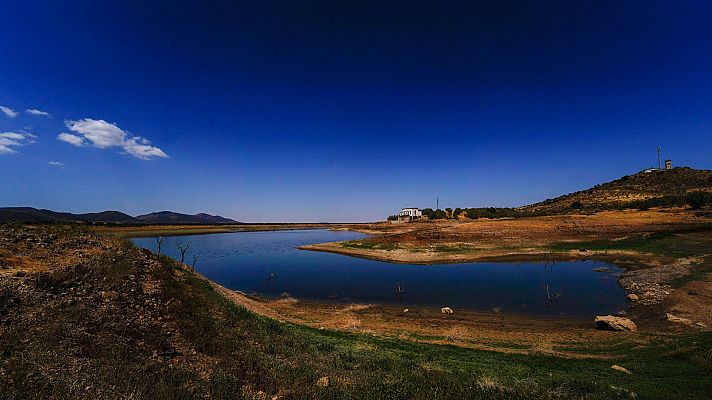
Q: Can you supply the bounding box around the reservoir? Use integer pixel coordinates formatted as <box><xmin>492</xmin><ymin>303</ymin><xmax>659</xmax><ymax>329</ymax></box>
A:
<box><xmin>132</xmin><ymin>229</ymin><xmax>627</xmax><ymax>316</ymax></box>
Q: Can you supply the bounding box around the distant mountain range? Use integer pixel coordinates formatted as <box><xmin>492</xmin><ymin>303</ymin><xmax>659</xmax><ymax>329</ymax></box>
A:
<box><xmin>136</xmin><ymin>211</ymin><xmax>239</xmax><ymax>225</ymax></box>
<box><xmin>0</xmin><ymin>207</ymin><xmax>240</xmax><ymax>225</ymax></box>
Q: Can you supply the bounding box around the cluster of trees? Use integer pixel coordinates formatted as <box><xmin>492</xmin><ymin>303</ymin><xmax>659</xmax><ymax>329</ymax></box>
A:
<box><xmin>685</xmin><ymin>191</ymin><xmax>712</xmax><ymax>209</ymax></box>
<box><xmin>421</xmin><ymin>207</ymin><xmax>538</xmax><ymax>220</ymax></box>
<box><xmin>619</xmin><ymin>191</ymin><xmax>712</xmax><ymax>211</ymax></box>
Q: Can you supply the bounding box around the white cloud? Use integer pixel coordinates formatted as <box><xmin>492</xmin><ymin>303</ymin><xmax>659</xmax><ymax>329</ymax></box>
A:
<box><xmin>0</xmin><ymin>106</ymin><xmax>18</xmax><ymax>118</ymax></box>
<box><xmin>48</xmin><ymin>161</ymin><xmax>66</xmax><ymax>168</ymax></box>
<box><xmin>59</xmin><ymin>118</ymin><xmax>168</xmax><ymax>160</ymax></box>
<box><xmin>57</xmin><ymin>132</ymin><xmax>86</xmax><ymax>146</ymax></box>
<box><xmin>27</xmin><ymin>109</ymin><xmax>51</xmax><ymax>117</ymax></box>
<box><xmin>0</xmin><ymin>132</ymin><xmax>36</xmax><ymax>154</ymax></box>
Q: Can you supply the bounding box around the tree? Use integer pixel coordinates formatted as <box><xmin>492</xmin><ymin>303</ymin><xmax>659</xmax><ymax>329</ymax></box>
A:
<box><xmin>190</xmin><ymin>255</ymin><xmax>198</xmax><ymax>274</ymax></box>
<box><xmin>453</xmin><ymin>208</ymin><xmax>463</xmax><ymax>218</ymax></box>
<box><xmin>155</xmin><ymin>235</ymin><xmax>165</xmax><ymax>256</ymax></box>
<box><xmin>177</xmin><ymin>240</ymin><xmax>190</xmax><ymax>263</ymax></box>
<box><xmin>686</xmin><ymin>191</ymin><xmax>707</xmax><ymax>209</ymax></box>
<box><xmin>445</xmin><ymin>208</ymin><xmax>453</xmax><ymax>218</ymax></box>
<box><xmin>570</xmin><ymin>201</ymin><xmax>583</xmax><ymax>209</ymax></box>
<box><xmin>422</xmin><ymin>208</ymin><xmax>434</xmax><ymax>219</ymax></box>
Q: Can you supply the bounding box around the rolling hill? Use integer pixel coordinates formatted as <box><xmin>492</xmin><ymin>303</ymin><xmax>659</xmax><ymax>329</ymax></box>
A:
<box><xmin>0</xmin><ymin>208</ymin><xmax>240</xmax><ymax>225</ymax></box>
<box><xmin>0</xmin><ymin>207</ymin><xmax>142</xmax><ymax>224</ymax></box>
<box><xmin>135</xmin><ymin>211</ymin><xmax>239</xmax><ymax>225</ymax></box>
<box><xmin>520</xmin><ymin>167</ymin><xmax>712</xmax><ymax>214</ymax></box>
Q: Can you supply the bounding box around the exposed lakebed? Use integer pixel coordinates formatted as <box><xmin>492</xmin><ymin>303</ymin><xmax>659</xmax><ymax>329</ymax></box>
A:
<box><xmin>132</xmin><ymin>229</ymin><xmax>627</xmax><ymax>316</ymax></box>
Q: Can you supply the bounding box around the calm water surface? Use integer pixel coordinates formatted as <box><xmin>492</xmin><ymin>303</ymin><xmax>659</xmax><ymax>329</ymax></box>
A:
<box><xmin>132</xmin><ymin>229</ymin><xmax>627</xmax><ymax>316</ymax></box>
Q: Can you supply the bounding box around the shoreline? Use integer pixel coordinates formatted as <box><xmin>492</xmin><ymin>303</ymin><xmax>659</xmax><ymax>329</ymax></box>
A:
<box><xmin>298</xmin><ymin>241</ymin><xmax>652</xmax><ymax>267</ymax></box>
<box><xmin>94</xmin><ymin>223</ymin><xmax>371</xmax><ymax>238</ymax></box>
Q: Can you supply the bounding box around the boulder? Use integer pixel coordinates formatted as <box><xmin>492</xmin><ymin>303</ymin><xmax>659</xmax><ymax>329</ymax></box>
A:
<box><xmin>594</xmin><ymin>315</ymin><xmax>637</xmax><ymax>332</ymax></box>
<box><xmin>666</xmin><ymin>313</ymin><xmax>693</xmax><ymax>325</ymax></box>
<box><xmin>441</xmin><ymin>307</ymin><xmax>454</xmax><ymax>315</ymax></box>
<box><xmin>611</xmin><ymin>365</ymin><xmax>631</xmax><ymax>375</ymax></box>
<box><xmin>626</xmin><ymin>294</ymin><xmax>639</xmax><ymax>301</ymax></box>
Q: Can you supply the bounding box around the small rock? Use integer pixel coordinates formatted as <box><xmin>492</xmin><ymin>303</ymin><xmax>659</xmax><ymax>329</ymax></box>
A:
<box><xmin>626</xmin><ymin>294</ymin><xmax>639</xmax><ymax>301</ymax></box>
<box><xmin>403</xmin><ymin>309</ymin><xmax>409</xmax><ymax>313</ymax></box>
<box><xmin>595</xmin><ymin>315</ymin><xmax>637</xmax><ymax>332</ymax></box>
<box><xmin>666</xmin><ymin>313</ymin><xmax>693</xmax><ymax>325</ymax></box>
<box><xmin>441</xmin><ymin>307</ymin><xmax>454</xmax><ymax>315</ymax></box>
<box><xmin>695</xmin><ymin>322</ymin><xmax>706</xmax><ymax>328</ymax></box>
<box><xmin>316</xmin><ymin>376</ymin><xmax>330</xmax><ymax>388</ymax></box>
<box><xmin>593</xmin><ymin>267</ymin><xmax>610</xmax><ymax>273</ymax></box>
<box><xmin>14</xmin><ymin>270</ymin><xmax>26</xmax><ymax>277</ymax></box>
<box><xmin>611</xmin><ymin>365</ymin><xmax>631</xmax><ymax>375</ymax></box>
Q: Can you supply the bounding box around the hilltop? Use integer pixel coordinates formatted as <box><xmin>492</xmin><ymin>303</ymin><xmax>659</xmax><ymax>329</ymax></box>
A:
<box><xmin>136</xmin><ymin>211</ymin><xmax>240</xmax><ymax>225</ymax></box>
<box><xmin>520</xmin><ymin>167</ymin><xmax>712</xmax><ymax>214</ymax></box>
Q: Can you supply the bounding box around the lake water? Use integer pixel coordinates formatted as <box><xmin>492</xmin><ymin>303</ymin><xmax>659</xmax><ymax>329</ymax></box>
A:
<box><xmin>132</xmin><ymin>229</ymin><xmax>627</xmax><ymax>317</ymax></box>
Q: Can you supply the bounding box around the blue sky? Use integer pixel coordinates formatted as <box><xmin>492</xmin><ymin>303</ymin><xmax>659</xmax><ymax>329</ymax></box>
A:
<box><xmin>1</xmin><ymin>1</ymin><xmax>712</xmax><ymax>222</ymax></box>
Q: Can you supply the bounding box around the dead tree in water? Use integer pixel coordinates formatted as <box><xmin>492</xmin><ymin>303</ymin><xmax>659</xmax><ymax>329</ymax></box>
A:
<box><xmin>545</xmin><ymin>284</ymin><xmax>561</xmax><ymax>304</ymax></box>
<box><xmin>395</xmin><ymin>282</ymin><xmax>405</xmax><ymax>303</ymax></box>
<box><xmin>177</xmin><ymin>240</ymin><xmax>190</xmax><ymax>263</ymax></box>
<box><xmin>155</xmin><ymin>235</ymin><xmax>165</xmax><ymax>256</ymax></box>
<box><xmin>265</xmin><ymin>265</ymin><xmax>277</xmax><ymax>282</ymax></box>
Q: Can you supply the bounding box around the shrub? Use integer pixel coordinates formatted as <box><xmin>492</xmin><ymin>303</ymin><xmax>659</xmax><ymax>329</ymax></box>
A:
<box><xmin>686</xmin><ymin>191</ymin><xmax>709</xmax><ymax>209</ymax></box>
<box><xmin>570</xmin><ymin>201</ymin><xmax>583</xmax><ymax>209</ymax></box>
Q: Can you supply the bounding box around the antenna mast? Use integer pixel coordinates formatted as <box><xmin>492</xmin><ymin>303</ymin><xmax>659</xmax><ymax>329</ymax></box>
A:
<box><xmin>657</xmin><ymin>147</ymin><xmax>662</xmax><ymax>170</ymax></box>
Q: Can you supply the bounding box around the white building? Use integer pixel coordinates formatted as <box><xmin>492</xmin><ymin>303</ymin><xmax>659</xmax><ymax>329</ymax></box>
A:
<box><xmin>399</xmin><ymin>208</ymin><xmax>422</xmax><ymax>218</ymax></box>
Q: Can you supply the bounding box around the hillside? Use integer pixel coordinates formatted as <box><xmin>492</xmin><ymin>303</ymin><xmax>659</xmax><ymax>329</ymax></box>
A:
<box><xmin>0</xmin><ymin>207</ymin><xmax>141</xmax><ymax>225</ymax></box>
<box><xmin>136</xmin><ymin>211</ymin><xmax>239</xmax><ymax>225</ymax></box>
<box><xmin>521</xmin><ymin>167</ymin><xmax>712</xmax><ymax>214</ymax></box>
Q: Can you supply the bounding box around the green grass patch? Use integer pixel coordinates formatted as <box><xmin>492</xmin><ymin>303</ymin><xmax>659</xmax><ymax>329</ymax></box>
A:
<box><xmin>342</xmin><ymin>240</ymin><xmax>400</xmax><ymax>251</ymax></box>
<box><xmin>547</xmin><ymin>231</ymin><xmax>712</xmax><ymax>259</ymax></box>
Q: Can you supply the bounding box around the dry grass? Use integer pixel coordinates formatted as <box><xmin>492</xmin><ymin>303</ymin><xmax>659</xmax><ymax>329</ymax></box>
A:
<box><xmin>444</xmin><ymin>325</ymin><xmax>469</xmax><ymax>342</ymax></box>
<box><xmin>342</xmin><ymin>303</ymin><xmax>372</xmax><ymax>312</ymax></box>
<box><xmin>339</xmin><ymin>314</ymin><xmax>362</xmax><ymax>330</ymax></box>
<box><xmin>529</xmin><ymin>339</ymin><xmax>556</xmax><ymax>356</ymax></box>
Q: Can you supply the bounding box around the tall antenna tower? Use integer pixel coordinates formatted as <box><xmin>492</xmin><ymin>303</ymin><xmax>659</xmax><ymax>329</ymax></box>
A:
<box><xmin>657</xmin><ymin>147</ymin><xmax>662</xmax><ymax>170</ymax></box>
<box><xmin>436</xmin><ymin>197</ymin><xmax>439</xmax><ymax>210</ymax></box>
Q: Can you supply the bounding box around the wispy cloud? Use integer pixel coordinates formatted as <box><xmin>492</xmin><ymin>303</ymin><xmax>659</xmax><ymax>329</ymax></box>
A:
<box><xmin>47</xmin><ymin>160</ymin><xmax>66</xmax><ymax>169</ymax></box>
<box><xmin>27</xmin><ymin>108</ymin><xmax>51</xmax><ymax>117</ymax></box>
<box><xmin>57</xmin><ymin>132</ymin><xmax>86</xmax><ymax>146</ymax></box>
<box><xmin>0</xmin><ymin>105</ymin><xmax>18</xmax><ymax>118</ymax></box>
<box><xmin>58</xmin><ymin>118</ymin><xmax>169</xmax><ymax>160</ymax></box>
<box><xmin>0</xmin><ymin>132</ymin><xmax>37</xmax><ymax>154</ymax></box>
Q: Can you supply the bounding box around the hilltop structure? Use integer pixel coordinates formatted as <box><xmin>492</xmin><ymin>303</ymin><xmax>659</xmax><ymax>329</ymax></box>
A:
<box><xmin>398</xmin><ymin>207</ymin><xmax>422</xmax><ymax>222</ymax></box>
